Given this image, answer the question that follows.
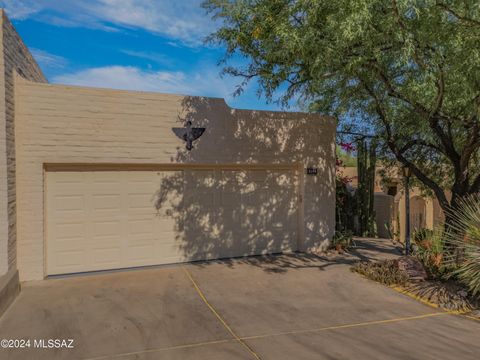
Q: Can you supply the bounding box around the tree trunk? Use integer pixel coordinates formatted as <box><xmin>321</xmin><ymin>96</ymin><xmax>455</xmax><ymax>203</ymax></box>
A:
<box><xmin>441</xmin><ymin>185</ymin><xmax>472</xmax><ymax>260</ymax></box>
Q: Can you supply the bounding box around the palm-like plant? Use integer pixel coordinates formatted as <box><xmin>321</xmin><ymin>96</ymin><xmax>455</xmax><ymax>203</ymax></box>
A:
<box><xmin>443</xmin><ymin>195</ymin><xmax>480</xmax><ymax>298</ymax></box>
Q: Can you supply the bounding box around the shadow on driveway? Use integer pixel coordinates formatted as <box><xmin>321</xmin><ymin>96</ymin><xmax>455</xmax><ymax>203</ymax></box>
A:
<box><xmin>197</xmin><ymin>237</ymin><xmax>402</xmax><ymax>274</ymax></box>
<box><xmin>0</xmin><ymin>238</ymin><xmax>478</xmax><ymax>360</ymax></box>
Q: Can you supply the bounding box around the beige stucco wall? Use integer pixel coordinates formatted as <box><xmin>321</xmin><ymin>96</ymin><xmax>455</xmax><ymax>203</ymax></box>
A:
<box><xmin>373</xmin><ymin>193</ymin><xmax>394</xmax><ymax>238</ymax></box>
<box><xmin>15</xmin><ymin>76</ymin><xmax>336</xmax><ymax>280</ymax></box>
<box><xmin>0</xmin><ymin>10</ymin><xmax>46</xmax><ymax>276</ymax></box>
<box><xmin>397</xmin><ymin>188</ymin><xmax>448</xmax><ymax>242</ymax></box>
<box><xmin>339</xmin><ymin>166</ymin><xmax>386</xmax><ymax>193</ymax></box>
<box><xmin>340</xmin><ymin>165</ymin><xmax>448</xmax><ymax>241</ymax></box>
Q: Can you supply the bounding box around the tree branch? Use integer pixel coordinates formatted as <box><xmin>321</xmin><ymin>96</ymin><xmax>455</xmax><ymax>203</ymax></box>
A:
<box><xmin>431</xmin><ymin>65</ymin><xmax>445</xmax><ymax>116</ymax></box>
<box><xmin>460</xmin><ymin>121</ymin><xmax>480</xmax><ymax>173</ymax></box>
<box><xmin>362</xmin><ymin>81</ymin><xmax>450</xmax><ymax>209</ymax></box>
<box><xmin>366</xmin><ymin>61</ymin><xmax>430</xmax><ymax>116</ymax></box>
<box><xmin>366</xmin><ymin>60</ymin><xmax>461</xmax><ymax>165</ymax></box>
<box><xmin>399</xmin><ymin>139</ymin><xmax>445</xmax><ymax>155</ymax></box>
<box><xmin>436</xmin><ymin>2</ymin><xmax>480</xmax><ymax>27</ymax></box>
<box><xmin>471</xmin><ymin>172</ymin><xmax>480</xmax><ymax>193</ymax></box>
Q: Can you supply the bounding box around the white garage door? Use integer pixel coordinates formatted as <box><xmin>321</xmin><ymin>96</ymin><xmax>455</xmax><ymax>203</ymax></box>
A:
<box><xmin>46</xmin><ymin>168</ymin><xmax>298</xmax><ymax>275</ymax></box>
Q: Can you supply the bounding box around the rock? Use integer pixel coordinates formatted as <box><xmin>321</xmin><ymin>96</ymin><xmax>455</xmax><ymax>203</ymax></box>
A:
<box><xmin>394</xmin><ymin>256</ymin><xmax>428</xmax><ymax>281</ymax></box>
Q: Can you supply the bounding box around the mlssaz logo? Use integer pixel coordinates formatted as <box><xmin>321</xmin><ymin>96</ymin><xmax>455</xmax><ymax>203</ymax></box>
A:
<box><xmin>172</xmin><ymin>121</ymin><xmax>205</xmax><ymax>151</ymax></box>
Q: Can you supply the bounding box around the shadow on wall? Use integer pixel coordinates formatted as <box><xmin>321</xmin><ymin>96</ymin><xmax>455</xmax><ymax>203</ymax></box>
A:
<box><xmin>149</xmin><ymin>96</ymin><xmax>333</xmax><ymax>263</ymax></box>
<box><xmin>410</xmin><ymin>196</ymin><xmax>427</xmax><ymax>233</ymax></box>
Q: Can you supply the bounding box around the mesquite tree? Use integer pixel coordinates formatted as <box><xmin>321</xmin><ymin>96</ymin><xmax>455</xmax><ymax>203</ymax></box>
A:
<box><xmin>203</xmin><ymin>0</ymin><xmax>480</xmax><ymax>221</ymax></box>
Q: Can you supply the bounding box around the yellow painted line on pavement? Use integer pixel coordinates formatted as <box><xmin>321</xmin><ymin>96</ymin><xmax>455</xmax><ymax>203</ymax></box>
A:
<box><xmin>182</xmin><ymin>266</ymin><xmax>262</xmax><ymax>360</ymax></box>
<box><xmin>392</xmin><ymin>286</ymin><xmax>480</xmax><ymax>321</ymax></box>
<box><xmin>392</xmin><ymin>286</ymin><xmax>447</xmax><ymax>310</ymax></box>
<box><xmin>83</xmin><ymin>338</ymin><xmax>233</xmax><ymax>360</ymax></box>
<box><xmin>84</xmin><ymin>272</ymin><xmax>478</xmax><ymax>360</ymax></box>
<box><xmin>240</xmin><ymin>312</ymin><xmax>448</xmax><ymax>341</ymax></box>
<box><xmin>356</xmin><ymin>270</ymin><xmax>479</xmax><ymax>321</ymax></box>
<box><xmin>83</xmin><ymin>312</ymin><xmax>450</xmax><ymax>360</ymax></box>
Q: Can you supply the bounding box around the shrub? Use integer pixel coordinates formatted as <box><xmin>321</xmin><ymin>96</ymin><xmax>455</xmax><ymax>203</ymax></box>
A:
<box><xmin>413</xmin><ymin>227</ymin><xmax>446</xmax><ymax>278</ymax></box>
<box><xmin>443</xmin><ymin>195</ymin><xmax>480</xmax><ymax>299</ymax></box>
<box><xmin>385</xmin><ymin>221</ymin><xmax>400</xmax><ymax>241</ymax></box>
<box><xmin>332</xmin><ymin>230</ymin><xmax>354</xmax><ymax>251</ymax></box>
<box><xmin>413</xmin><ymin>228</ymin><xmax>435</xmax><ymax>243</ymax></box>
<box><xmin>352</xmin><ymin>260</ymin><xmax>409</xmax><ymax>286</ymax></box>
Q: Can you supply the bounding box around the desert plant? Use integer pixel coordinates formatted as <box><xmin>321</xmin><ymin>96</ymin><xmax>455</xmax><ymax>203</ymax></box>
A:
<box><xmin>356</xmin><ymin>139</ymin><xmax>377</xmax><ymax>237</ymax></box>
<box><xmin>413</xmin><ymin>227</ymin><xmax>446</xmax><ymax>278</ymax></box>
<box><xmin>335</xmin><ymin>178</ymin><xmax>356</xmax><ymax>233</ymax></box>
<box><xmin>332</xmin><ymin>230</ymin><xmax>354</xmax><ymax>251</ymax></box>
<box><xmin>352</xmin><ymin>260</ymin><xmax>408</xmax><ymax>286</ymax></box>
<box><xmin>443</xmin><ymin>195</ymin><xmax>480</xmax><ymax>298</ymax></box>
<box><xmin>385</xmin><ymin>222</ymin><xmax>400</xmax><ymax>242</ymax></box>
<box><xmin>413</xmin><ymin>228</ymin><xmax>435</xmax><ymax>243</ymax></box>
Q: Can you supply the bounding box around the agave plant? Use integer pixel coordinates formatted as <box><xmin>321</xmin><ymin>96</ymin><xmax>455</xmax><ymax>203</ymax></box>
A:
<box><xmin>443</xmin><ymin>195</ymin><xmax>480</xmax><ymax>298</ymax></box>
<box><xmin>413</xmin><ymin>226</ymin><xmax>445</xmax><ymax>275</ymax></box>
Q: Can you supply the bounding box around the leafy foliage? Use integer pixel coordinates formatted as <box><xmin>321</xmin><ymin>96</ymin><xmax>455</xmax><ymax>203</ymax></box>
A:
<box><xmin>413</xmin><ymin>226</ymin><xmax>447</xmax><ymax>277</ymax></box>
<box><xmin>335</xmin><ymin>141</ymin><xmax>357</xmax><ymax>233</ymax></box>
<box><xmin>335</xmin><ymin>178</ymin><xmax>356</xmax><ymax>232</ymax></box>
<box><xmin>204</xmin><ymin>0</ymin><xmax>480</xmax><ymax>214</ymax></box>
<box><xmin>443</xmin><ymin>195</ymin><xmax>480</xmax><ymax>298</ymax></box>
<box><xmin>332</xmin><ymin>230</ymin><xmax>355</xmax><ymax>250</ymax></box>
<box><xmin>336</xmin><ymin>147</ymin><xmax>356</xmax><ymax>167</ymax></box>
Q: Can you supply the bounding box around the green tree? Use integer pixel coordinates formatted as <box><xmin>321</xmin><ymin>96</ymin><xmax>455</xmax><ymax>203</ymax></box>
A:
<box><xmin>336</xmin><ymin>147</ymin><xmax>356</xmax><ymax>167</ymax></box>
<box><xmin>203</xmin><ymin>0</ymin><xmax>480</xmax><ymax>218</ymax></box>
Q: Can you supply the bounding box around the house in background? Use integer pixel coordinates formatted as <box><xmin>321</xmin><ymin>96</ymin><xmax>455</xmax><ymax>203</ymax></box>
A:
<box><xmin>0</xmin><ymin>10</ymin><xmax>336</xmax><ymax>314</ymax></box>
<box><xmin>340</xmin><ymin>166</ymin><xmax>446</xmax><ymax>241</ymax></box>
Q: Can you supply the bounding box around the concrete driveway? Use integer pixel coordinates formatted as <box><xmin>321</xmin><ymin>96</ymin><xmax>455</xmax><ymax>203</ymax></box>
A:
<box><xmin>1</xmin><ymin>239</ymin><xmax>479</xmax><ymax>360</ymax></box>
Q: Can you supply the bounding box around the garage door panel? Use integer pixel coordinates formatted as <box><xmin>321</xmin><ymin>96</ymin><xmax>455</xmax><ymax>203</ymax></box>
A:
<box><xmin>91</xmin><ymin>246</ymin><xmax>121</xmax><ymax>265</ymax></box>
<box><xmin>53</xmin><ymin>250</ymin><xmax>87</xmax><ymax>272</ymax></box>
<box><xmin>126</xmin><ymin>243</ymin><xmax>156</xmax><ymax>262</ymax></box>
<box><xmin>91</xmin><ymin>220</ymin><xmax>122</xmax><ymax>237</ymax></box>
<box><xmin>54</xmin><ymin>219</ymin><xmax>85</xmax><ymax>234</ymax></box>
<box><xmin>128</xmin><ymin>193</ymin><xmax>154</xmax><ymax>210</ymax></box>
<box><xmin>46</xmin><ymin>168</ymin><xmax>298</xmax><ymax>275</ymax></box>
<box><xmin>127</xmin><ymin>218</ymin><xmax>155</xmax><ymax>235</ymax></box>
<box><xmin>52</xmin><ymin>194</ymin><xmax>85</xmax><ymax>212</ymax></box>
<box><xmin>91</xmin><ymin>194</ymin><xmax>122</xmax><ymax>211</ymax></box>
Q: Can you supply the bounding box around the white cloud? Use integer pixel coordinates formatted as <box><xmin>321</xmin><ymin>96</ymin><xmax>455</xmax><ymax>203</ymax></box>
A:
<box><xmin>52</xmin><ymin>65</ymin><xmax>239</xmax><ymax>100</ymax></box>
<box><xmin>120</xmin><ymin>50</ymin><xmax>173</xmax><ymax>66</ymax></box>
<box><xmin>0</xmin><ymin>0</ymin><xmax>42</xmax><ymax>19</ymax></box>
<box><xmin>30</xmin><ymin>48</ymin><xmax>67</xmax><ymax>69</ymax></box>
<box><xmin>1</xmin><ymin>0</ymin><xmax>217</xmax><ymax>46</ymax></box>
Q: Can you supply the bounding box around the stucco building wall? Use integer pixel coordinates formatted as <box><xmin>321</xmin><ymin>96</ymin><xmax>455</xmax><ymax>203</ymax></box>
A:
<box><xmin>0</xmin><ymin>10</ymin><xmax>46</xmax><ymax>276</ymax></box>
<box><xmin>339</xmin><ymin>166</ymin><xmax>447</xmax><ymax>240</ymax></box>
<box><xmin>397</xmin><ymin>189</ymin><xmax>448</xmax><ymax>242</ymax></box>
<box><xmin>15</xmin><ymin>77</ymin><xmax>336</xmax><ymax>281</ymax></box>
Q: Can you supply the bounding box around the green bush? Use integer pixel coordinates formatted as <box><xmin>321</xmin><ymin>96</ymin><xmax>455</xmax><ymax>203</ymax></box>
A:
<box><xmin>332</xmin><ymin>230</ymin><xmax>354</xmax><ymax>250</ymax></box>
<box><xmin>413</xmin><ymin>227</ymin><xmax>446</xmax><ymax>278</ymax></box>
<box><xmin>413</xmin><ymin>228</ymin><xmax>435</xmax><ymax>243</ymax></box>
<box><xmin>443</xmin><ymin>195</ymin><xmax>480</xmax><ymax>299</ymax></box>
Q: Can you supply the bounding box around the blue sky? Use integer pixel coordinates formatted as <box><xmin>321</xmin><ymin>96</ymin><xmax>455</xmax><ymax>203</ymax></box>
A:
<box><xmin>0</xmin><ymin>0</ymin><xmax>294</xmax><ymax>111</ymax></box>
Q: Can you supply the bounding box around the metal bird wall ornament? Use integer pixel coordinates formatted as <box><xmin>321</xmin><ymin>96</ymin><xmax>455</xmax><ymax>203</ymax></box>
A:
<box><xmin>172</xmin><ymin>120</ymin><xmax>205</xmax><ymax>151</ymax></box>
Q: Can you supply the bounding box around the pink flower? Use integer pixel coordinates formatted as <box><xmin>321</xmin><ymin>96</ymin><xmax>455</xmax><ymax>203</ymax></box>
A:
<box><xmin>339</xmin><ymin>142</ymin><xmax>355</xmax><ymax>153</ymax></box>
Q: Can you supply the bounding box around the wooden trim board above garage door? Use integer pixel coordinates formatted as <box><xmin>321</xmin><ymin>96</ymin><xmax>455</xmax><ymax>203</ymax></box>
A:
<box><xmin>45</xmin><ymin>166</ymin><xmax>300</xmax><ymax>275</ymax></box>
<box><xmin>44</xmin><ymin>163</ymin><xmax>299</xmax><ymax>171</ymax></box>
